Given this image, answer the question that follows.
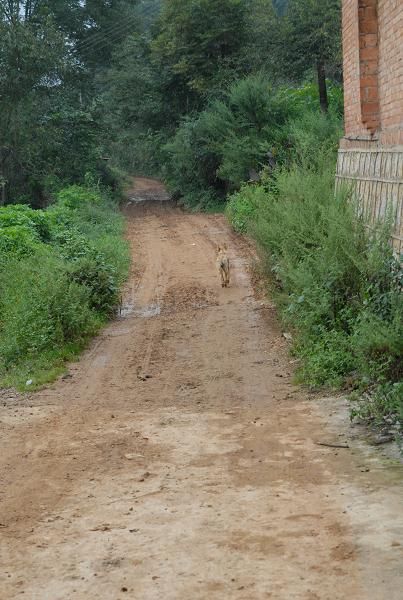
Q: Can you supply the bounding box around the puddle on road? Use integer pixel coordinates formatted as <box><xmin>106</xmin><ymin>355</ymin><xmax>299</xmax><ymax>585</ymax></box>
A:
<box><xmin>126</xmin><ymin>191</ymin><xmax>170</xmax><ymax>204</ymax></box>
<box><xmin>118</xmin><ymin>302</ymin><xmax>161</xmax><ymax>319</ymax></box>
<box><xmin>207</xmin><ymin>227</ymin><xmax>227</xmax><ymax>235</ymax></box>
<box><xmin>93</xmin><ymin>354</ymin><xmax>109</xmax><ymax>367</ymax></box>
<box><xmin>126</xmin><ymin>195</ymin><xmax>147</xmax><ymax>204</ymax></box>
<box><xmin>119</xmin><ymin>302</ymin><xmax>135</xmax><ymax>317</ymax></box>
<box><xmin>135</xmin><ymin>302</ymin><xmax>161</xmax><ymax>318</ymax></box>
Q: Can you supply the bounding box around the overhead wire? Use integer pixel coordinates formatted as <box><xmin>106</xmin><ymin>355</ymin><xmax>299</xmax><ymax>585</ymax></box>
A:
<box><xmin>73</xmin><ymin>16</ymin><xmax>138</xmax><ymax>53</ymax></box>
<box><xmin>71</xmin><ymin>3</ymin><xmax>160</xmax><ymax>55</ymax></box>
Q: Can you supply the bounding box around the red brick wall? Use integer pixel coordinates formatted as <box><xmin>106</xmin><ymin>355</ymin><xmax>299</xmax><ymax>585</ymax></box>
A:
<box><xmin>358</xmin><ymin>0</ymin><xmax>380</xmax><ymax>133</ymax></box>
<box><xmin>342</xmin><ymin>0</ymin><xmax>403</xmax><ymax>144</ymax></box>
<box><xmin>342</xmin><ymin>1</ymin><xmax>363</xmax><ymax>137</ymax></box>
<box><xmin>339</xmin><ymin>1</ymin><xmax>403</xmax><ymax>253</ymax></box>
<box><xmin>378</xmin><ymin>0</ymin><xmax>403</xmax><ymax>145</ymax></box>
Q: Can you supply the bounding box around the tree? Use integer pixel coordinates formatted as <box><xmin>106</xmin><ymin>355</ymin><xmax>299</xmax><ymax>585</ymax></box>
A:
<box><xmin>151</xmin><ymin>0</ymin><xmax>247</xmax><ymax>112</ymax></box>
<box><xmin>278</xmin><ymin>0</ymin><xmax>342</xmax><ymax>112</ymax></box>
<box><xmin>0</xmin><ymin>0</ymin><xmax>140</xmax><ymax>203</ymax></box>
<box><xmin>242</xmin><ymin>0</ymin><xmax>280</xmax><ymax>74</ymax></box>
<box><xmin>0</xmin><ymin>5</ymin><xmax>67</xmax><ymax>202</ymax></box>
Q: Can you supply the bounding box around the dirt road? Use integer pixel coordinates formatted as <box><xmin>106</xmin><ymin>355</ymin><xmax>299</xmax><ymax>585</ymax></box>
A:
<box><xmin>1</xmin><ymin>179</ymin><xmax>402</xmax><ymax>600</ymax></box>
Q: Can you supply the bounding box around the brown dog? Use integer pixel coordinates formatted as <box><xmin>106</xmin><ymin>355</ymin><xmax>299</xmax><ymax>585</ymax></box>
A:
<box><xmin>216</xmin><ymin>244</ymin><xmax>230</xmax><ymax>288</ymax></box>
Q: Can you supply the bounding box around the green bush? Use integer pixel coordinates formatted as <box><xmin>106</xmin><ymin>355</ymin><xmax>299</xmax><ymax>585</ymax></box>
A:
<box><xmin>64</xmin><ymin>192</ymin><xmax>130</xmax><ymax>288</ymax></box>
<box><xmin>0</xmin><ymin>205</ymin><xmax>37</xmax><ymax>230</ymax></box>
<box><xmin>0</xmin><ymin>225</ymin><xmax>42</xmax><ymax>260</ymax></box>
<box><xmin>49</xmin><ymin>228</ymin><xmax>119</xmax><ymax>315</ymax></box>
<box><xmin>164</xmin><ymin>75</ymin><xmax>293</xmax><ymax>209</ymax></box>
<box><xmin>0</xmin><ymin>204</ymin><xmax>52</xmax><ymax>241</ymax></box>
<box><xmin>276</xmin><ymin>81</ymin><xmax>344</xmax><ymax>118</ymax></box>
<box><xmin>163</xmin><ymin>115</ymin><xmax>223</xmax><ymax>209</ymax></box>
<box><xmin>229</xmin><ymin>108</ymin><xmax>402</xmax><ymax>434</ymax></box>
<box><xmin>351</xmin><ymin>383</ymin><xmax>403</xmax><ymax>439</ymax></box>
<box><xmin>0</xmin><ymin>183</ymin><xmax>129</xmax><ymax>387</ymax></box>
<box><xmin>68</xmin><ymin>255</ymin><xmax>119</xmax><ymax>315</ymax></box>
<box><xmin>250</xmin><ymin>172</ymin><xmax>402</xmax><ymax>391</ymax></box>
<box><xmin>284</xmin><ymin>109</ymin><xmax>342</xmax><ymax>168</ymax></box>
<box><xmin>56</xmin><ymin>185</ymin><xmax>103</xmax><ymax>210</ymax></box>
<box><xmin>0</xmin><ymin>251</ymin><xmax>100</xmax><ymax>369</ymax></box>
<box><xmin>226</xmin><ymin>184</ymin><xmax>262</xmax><ymax>233</ymax></box>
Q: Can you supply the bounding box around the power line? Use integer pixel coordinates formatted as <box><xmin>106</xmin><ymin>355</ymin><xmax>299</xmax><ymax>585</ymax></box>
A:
<box><xmin>72</xmin><ymin>3</ymin><xmax>160</xmax><ymax>55</ymax></box>
<box><xmin>73</xmin><ymin>16</ymin><xmax>138</xmax><ymax>53</ymax></box>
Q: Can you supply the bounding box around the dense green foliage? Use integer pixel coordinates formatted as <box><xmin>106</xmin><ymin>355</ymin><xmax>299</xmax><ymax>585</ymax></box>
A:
<box><xmin>1</xmin><ymin>0</ymin><xmax>343</xmax><ymax>200</ymax></box>
<box><xmin>0</xmin><ymin>3</ymin><xmax>134</xmax><ymax>386</ymax></box>
<box><xmin>163</xmin><ymin>76</ymin><xmax>290</xmax><ymax>208</ymax></box>
<box><xmin>100</xmin><ymin>0</ymin><xmax>342</xmax><ymax>180</ymax></box>
<box><xmin>276</xmin><ymin>0</ymin><xmax>342</xmax><ymax>111</ymax></box>
<box><xmin>0</xmin><ymin>185</ymin><xmax>129</xmax><ymax>388</ymax></box>
<box><xmin>0</xmin><ymin>0</ymin><xmax>139</xmax><ymax>204</ymax></box>
<box><xmin>227</xmin><ymin>111</ymin><xmax>402</xmax><ymax>438</ymax></box>
<box><xmin>164</xmin><ymin>77</ymin><xmax>344</xmax><ymax>209</ymax></box>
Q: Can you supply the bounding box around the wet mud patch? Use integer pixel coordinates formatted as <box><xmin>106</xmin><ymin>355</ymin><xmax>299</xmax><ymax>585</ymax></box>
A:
<box><xmin>162</xmin><ymin>283</ymin><xmax>218</xmax><ymax>315</ymax></box>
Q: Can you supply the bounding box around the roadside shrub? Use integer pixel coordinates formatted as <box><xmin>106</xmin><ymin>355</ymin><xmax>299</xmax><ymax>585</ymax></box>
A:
<box><xmin>351</xmin><ymin>383</ymin><xmax>403</xmax><ymax>440</ymax></box>
<box><xmin>250</xmin><ymin>169</ymin><xmax>402</xmax><ymax>392</ymax></box>
<box><xmin>69</xmin><ymin>191</ymin><xmax>125</xmax><ymax>241</ymax></box>
<box><xmin>0</xmin><ymin>225</ymin><xmax>42</xmax><ymax>260</ymax></box>
<box><xmin>0</xmin><ymin>183</ymin><xmax>129</xmax><ymax>387</ymax></box>
<box><xmin>276</xmin><ymin>81</ymin><xmax>344</xmax><ymax>119</ymax></box>
<box><xmin>50</xmin><ymin>204</ymin><xmax>125</xmax><ymax>315</ymax></box>
<box><xmin>230</xmin><ymin>107</ymin><xmax>402</xmax><ymax>434</ymax></box>
<box><xmin>226</xmin><ymin>184</ymin><xmax>262</xmax><ymax>233</ymax></box>
<box><xmin>51</xmin><ymin>227</ymin><xmax>92</xmax><ymax>259</ymax></box>
<box><xmin>95</xmin><ymin>162</ymin><xmax>128</xmax><ymax>199</ymax></box>
<box><xmin>67</xmin><ymin>192</ymin><xmax>130</xmax><ymax>287</ymax></box>
<box><xmin>57</xmin><ymin>185</ymin><xmax>103</xmax><ymax>210</ymax></box>
<box><xmin>0</xmin><ymin>252</ymin><xmax>100</xmax><ymax>369</ymax></box>
<box><xmin>163</xmin><ymin>116</ymin><xmax>223</xmax><ymax>209</ymax></box>
<box><xmin>68</xmin><ymin>255</ymin><xmax>119</xmax><ymax>315</ymax></box>
<box><xmin>0</xmin><ymin>204</ymin><xmax>51</xmax><ymax>241</ymax></box>
<box><xmin>0</xmin><ymin>205</ymin><xmax>37</xmax><ymax>230</ymax></box>
<box><xmin>284</xmin><ymin>109</ymin><xmax>342</xmax><ymax>168</ymax></box>
<box><xmin>46</xmin><ymin>202</ymin><xmax>75</xmax><ymax>230</ymax></box>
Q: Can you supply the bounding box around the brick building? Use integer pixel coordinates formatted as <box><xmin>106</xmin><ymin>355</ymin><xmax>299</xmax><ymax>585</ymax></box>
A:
<box><xmin>336</xmin><ymin>0</ymin><xmax>403</xmax><ymax>252</ymax></box>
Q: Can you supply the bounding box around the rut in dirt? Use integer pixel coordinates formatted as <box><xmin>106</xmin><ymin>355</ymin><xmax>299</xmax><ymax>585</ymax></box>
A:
<box><xmin>0</xmin><ymin>179</ymin><xmax>402</xmax><ymax>600</ymax></box>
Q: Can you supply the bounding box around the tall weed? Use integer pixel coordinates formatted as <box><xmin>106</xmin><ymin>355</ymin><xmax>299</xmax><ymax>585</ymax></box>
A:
<box><xmin>227</xmin><ymin>109</ymin><xmax>402</xmax><ymax>435</ymax></box>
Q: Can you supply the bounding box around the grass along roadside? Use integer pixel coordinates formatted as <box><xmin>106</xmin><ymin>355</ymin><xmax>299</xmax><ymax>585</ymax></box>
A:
<box><xmin>0</xmin><ymin>185</ymin><xmax>130</xmax><ymax>391</ymax></box>
<box><xmin>226</xmin><ymin>111</ymin><xmax>403</xmax><ymax>443</ymax></box>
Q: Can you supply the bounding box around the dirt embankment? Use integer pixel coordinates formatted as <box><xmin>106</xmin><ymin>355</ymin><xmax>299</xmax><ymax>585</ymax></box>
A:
<box><xmin>0</xmin><ymin>179</ymin><xmax>402</xmax><ymax>600</ymax></box>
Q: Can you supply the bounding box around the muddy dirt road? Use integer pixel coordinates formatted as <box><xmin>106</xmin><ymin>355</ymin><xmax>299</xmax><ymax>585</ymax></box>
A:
<box><xmin>1</xmin><ymin>179</ymin><xmax>402</xmax><ymax>600</ymax></box>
